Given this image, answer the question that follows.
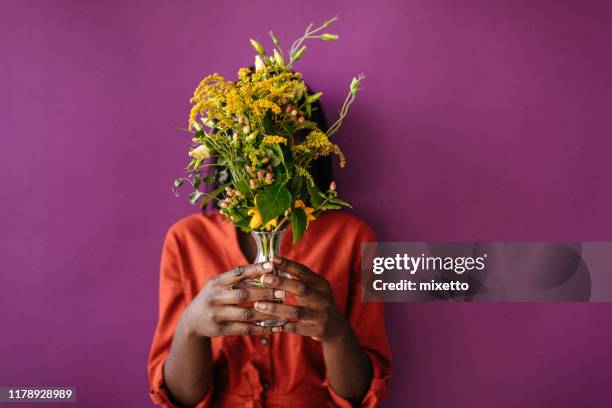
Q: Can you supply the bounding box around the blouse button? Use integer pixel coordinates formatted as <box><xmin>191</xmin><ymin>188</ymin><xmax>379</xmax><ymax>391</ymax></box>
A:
<box><xmin>262</xmin><ymin>381</ymin><xmax>271</xmax><ymax>391</ymax></box>
<box><xmin>260</xmin><ymin>337</ymin><xmax>269</xmax><ymax>346</ymax></box>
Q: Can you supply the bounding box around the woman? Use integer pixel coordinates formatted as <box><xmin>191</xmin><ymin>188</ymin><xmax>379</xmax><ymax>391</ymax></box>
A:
<box><xmin>148</xmin><ymin>101</ymin><xmax>391</xmax><ymax>407</ymax></box>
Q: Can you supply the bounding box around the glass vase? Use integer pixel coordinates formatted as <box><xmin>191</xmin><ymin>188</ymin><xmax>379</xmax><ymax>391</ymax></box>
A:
<box><xmin>251</xmin><ymin>228</ymin><xmax>286</xmax><ymax>264</ymax></box>
<box><xmin>250</xmin><ymin>227</ymin><xmax>287</xmax><ymax>327</ymax></box>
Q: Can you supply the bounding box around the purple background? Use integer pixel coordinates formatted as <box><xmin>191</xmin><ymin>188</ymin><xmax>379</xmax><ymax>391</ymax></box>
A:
<box><xmin>1</xmin><ymin>1</ymin><xmax>611</xmax><ymax>407</ymax></box>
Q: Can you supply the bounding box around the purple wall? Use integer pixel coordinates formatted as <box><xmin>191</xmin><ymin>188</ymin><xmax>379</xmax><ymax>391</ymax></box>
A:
<box><xmin>1</xmin><ymin>1</ymin><xmax>611</xmax><ymax>407</ymax></box>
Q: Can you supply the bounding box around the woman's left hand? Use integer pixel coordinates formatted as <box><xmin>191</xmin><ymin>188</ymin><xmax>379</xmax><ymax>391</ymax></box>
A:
<box><xmin>253</xmin><ymin>256</ymin><xmax>349</xmax><ymax>342</ymax></box>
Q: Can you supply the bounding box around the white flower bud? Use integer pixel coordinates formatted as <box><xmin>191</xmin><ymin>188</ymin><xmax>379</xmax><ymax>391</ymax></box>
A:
<box><xmin>255</xmin><ymin>55</ymin><xmax>265</xmax><ymax>71</ymax></box>
<box><xmin>292</xmin><ymin>46</ymin><xmax>306</xmax><ymax>62</ymax></box>
<box><xmin>250</xmin><ymin>38</ymin><xmax>265</xmax><ymax>56</ymax></box>
<box><xmin>320</xmin><ymin>33</ymin><xmax>339</xmax><ymax>41</ymax></box>
<box><xmin>188</xmin><ymin>145</ymin><xmax>210</xmax><ymax>160</ymax></box>
<box><xmin>273</xmin><ymin>49</ymin><xmax>286</xmax><ymax>66</ymax></box>
<box><xmin>350</xmin><ymin>74</ymin><xmax>365</xmax><ymax>95</ymax></box>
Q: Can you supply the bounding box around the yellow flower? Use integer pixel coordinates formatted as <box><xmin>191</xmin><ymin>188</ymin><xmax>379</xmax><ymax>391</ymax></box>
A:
<box><xmin>262</xmin><ymin>135</ymin><xmax>287</xmax><ymax>145</ymax></box>
<box><xmin>253</xmin><ymin>99</ymin><xmax>281</xmax><ymax>115</ymax></box>
<box><xmin>188</xmin><ymin>145</ymin><xmax>210</xmax><ymax>159</ymax></box>
<box><xmin>295</xmin><ymin>165</ymin><xmax>314</xmax><ymax>186</ymax></box>
<box><xmin>294</xmin><ymin>131</ymin><xmax>346</xmax><ymax>167</ymax></box>
<box><xmin>248</xmin><ymin>208</ymin><xmax>278</xmax><ymax>230</ymax></box>
<box><xmin>238</xmin><ymin>67</ymin><xmax>251</xmax><ymax>81</ymax></box>
<box><xmin>295</xmin><ymin>199</ymin><xmax>316</xmax><ymax>222</ymax></box>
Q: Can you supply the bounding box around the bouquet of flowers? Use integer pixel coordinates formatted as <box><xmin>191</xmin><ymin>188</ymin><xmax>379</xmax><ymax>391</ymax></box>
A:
<box><xmin>174</xmin><ymin>17</ymin><xmax>363</xmax><ymax>247</ymax></box>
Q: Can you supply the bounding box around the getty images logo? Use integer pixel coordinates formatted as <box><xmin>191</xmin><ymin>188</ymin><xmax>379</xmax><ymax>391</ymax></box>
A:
<box><xmin>371</xmin><ymin>253</ymin><xmax>488</xmax><ymax>275</ymax></box>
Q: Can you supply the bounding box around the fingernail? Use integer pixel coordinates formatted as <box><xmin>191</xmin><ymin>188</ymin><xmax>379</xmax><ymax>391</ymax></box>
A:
<box><xmin>263</xmin><ymin>262</ymin><xmax>273</xmax><ymax>269</ymax></box>
<box><xmin>263</xmin><ymin>274</ymin><xmax>274</xmax><ymax>284</ymax></box>
<box><xmin>274</xmin><ymin>290</ymin><xmax>285</xmax><ymax>299</ymax></box>
<box><xmin>272</xmin><ymin>257</ymin><xmax>282</xmax><ymax>265</ymax></box>
<box><xmin>272</xmin><ymin>326</ymin><xmax>282</xmax><ymax>333</ymax></box>
<box><xmin>254</xmin><ymin>302</ymin><xmax>266</xmax><ymax>311</ymax></box>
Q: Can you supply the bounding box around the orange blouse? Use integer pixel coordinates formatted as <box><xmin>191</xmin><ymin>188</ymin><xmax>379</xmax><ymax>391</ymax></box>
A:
<box><xmin>148</xmin><ymin>211</ymin><xmax>391</xmax><ymax>407</ymax></box>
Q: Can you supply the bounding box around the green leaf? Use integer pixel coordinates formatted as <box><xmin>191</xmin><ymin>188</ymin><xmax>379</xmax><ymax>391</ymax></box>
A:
<box><xmin>306</xmin><ymin>92</ymin><xmax>322</xmax><ymax>104</ymax></box>
<box><xmin>235</xmin><ymin>217</ymin><xmax>251</xmax><ymax>229</ymax></box>
<box><xmin>233</xmin><ymin>207</ymin><xmax>249</xmax><ymax>218</ymax></box>
<box><xmin>328</xmin><ymin>196</ymin><xmax>352</xmax><ymax>208</ymax></box>
<box><xmin>272</xmin><ymin>144</ymin><xmax>292</xmax><ymax>176</ymax></box>
<box><xmin>263</xmin><ymin>109</ymin><xmax>275</xmax><ymax>134</ymax></box>
<box><xmin>281</xmin><ymin>124</ymin><xmax>295</xmax><ymax>144</ymax></box>
<box><xmin>291</xmin><ymin>207</ymin><xmax>307</xmax><ymax>243</ymax></box>
<box><xmin>266</xmin><ymin>147</ymin><xmax>282</xmax><ymax>167</ymax></box>
<box><xmin>290</xmin><ymin>174</ymin><xmax>304</xmax><ymax>196</ymax></box>
<box><xmin>200</xmin><ymin>184</ymin><xmax>228</xmax><ymax>208</ymax></box>
<box><xmin>256</xmin><ymin>184</ymin><xmax>292</xmax><ymax>224</ymax></box>
<box><xmin>280</xmin><ymin>144</ymin><xmax>293</xmax><ymax>168</ymax></box>
<box><xmin>233</xmin><ymin>178</ymin><xmax>250</xmax><ymax>195</ymax></box>
<box><xmin>321</xmin><ymin>203</ymin><xmax>341</xmax><ymax>210</ymax></box>
<box><xmin>228</xmin><ymin>207</ymin><xmax>248</xmax><ymax>223</ymax></box>
<box><xmin>307</xmin><ymin>181</ymin><xmax>323</xmax><ymax>207</ymax></box>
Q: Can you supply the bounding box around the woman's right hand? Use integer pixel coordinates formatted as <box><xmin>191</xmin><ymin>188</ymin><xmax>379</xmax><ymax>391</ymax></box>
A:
<box><xmin>183</xmin><ymin>261</ymin><xmax>286</xmax><ymax>337</ymax></box>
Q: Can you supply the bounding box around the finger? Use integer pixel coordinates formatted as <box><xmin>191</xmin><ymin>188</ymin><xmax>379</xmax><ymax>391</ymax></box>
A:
<box><xmin>272</xmin><ymin>256</ymin><xmax>324</xmax><ymax>286</ymax></box>
<box><xmin>260</xmin><ymin>274</ymin><xmax>312</xmax><ymax>298</ymax></box>
<box><xmin>212</xmin><ymin>306</ymin><xmax>275</xmax><ymax>322</ymax></box>
<box><xmin>212</xmin><ymin>262</ymin><xmax>274</xmax><ymax>288</ymax></box>
<box><xmin>271</xmin><ymin>321</ymin><xmax>317</xmax><ymax>336</ymax></box>
<box><xmin>217</xmin><ymin>322</ymin><xmax>273</xmax><ymax>336</ymax></box>
<box><xmin>254</xmin><ymin>301</ymin><xmax>317</xmax><ymax>321</ymax></box>
<box><xmin>212</xmin><ymin>287</ymin><xmax>286</xmax><ymax>305</ymax></box>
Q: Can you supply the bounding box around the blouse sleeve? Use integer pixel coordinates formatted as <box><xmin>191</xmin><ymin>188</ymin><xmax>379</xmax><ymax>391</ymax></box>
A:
<box><xmin>325</xmin><ymin>224</ymin><xmax>392</xmax><ymax>407</ymax></box>
<box><xmin>147</xmin><ymin>229</ymin><xmax>214</xmax><ymax>408</ymax></box>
